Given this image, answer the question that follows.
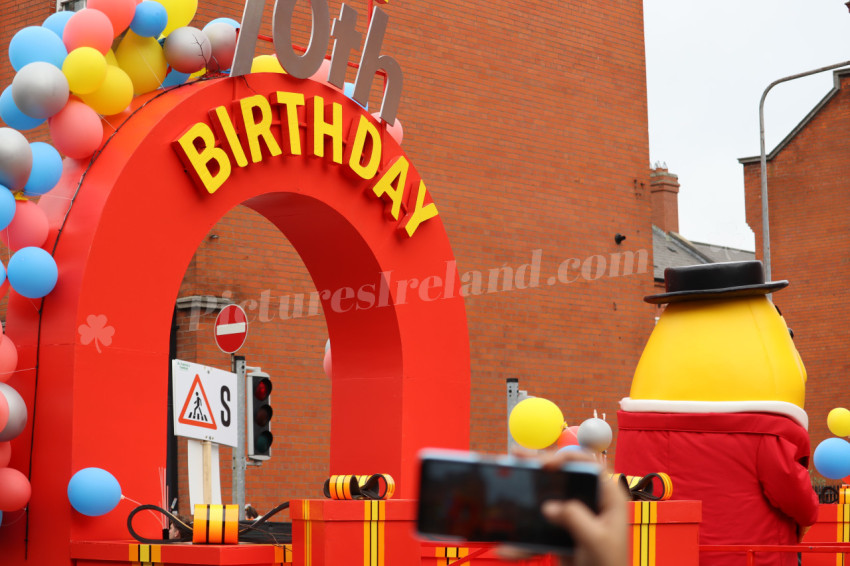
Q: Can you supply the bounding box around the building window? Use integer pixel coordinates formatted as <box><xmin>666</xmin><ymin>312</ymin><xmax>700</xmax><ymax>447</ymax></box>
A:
<box><xmin>58</xmin><ymin>0</ymin><xmax>86</xmax><ymax>12</ymax></box>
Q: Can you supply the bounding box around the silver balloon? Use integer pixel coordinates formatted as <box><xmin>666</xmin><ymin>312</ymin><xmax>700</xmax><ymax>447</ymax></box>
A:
<box><xmin>577</xmin><ymin>417</ymin><xmax>613</xmax><ymax>452</ymax></box>
<box><xmin>324</xmin><ymin>338</ymin><xmax>331</xmax><ymax>354</ymax></box>
<box><xmin>164</xmin><ymin>27</ymin><xmax>212</xmax><ymax>74</ymax></box>
<box><xmin>11</xmin><ymin>61</ymin><xmax>69</xmax><ymax>120</ymax></box>
<box><xmin>0</xmin><ymin>128</ymin><xmax>33</xmax><ymax>191</ymax></box>
<box><xmin>0</xmin><ymin>383</ymin><xmax>27</xmax><ymax>442</ymax></box>
<box><xmin>203</xmin><ymin>22</ymin><xmax>237</xmax><ymax>72</ymax></box>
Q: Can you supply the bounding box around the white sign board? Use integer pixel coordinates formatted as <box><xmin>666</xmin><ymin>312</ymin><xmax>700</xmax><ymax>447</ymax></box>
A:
<box><xmin>172</xmin><ymin>359</ymin><xmax>237</xmax><ymax>447</ymax></box>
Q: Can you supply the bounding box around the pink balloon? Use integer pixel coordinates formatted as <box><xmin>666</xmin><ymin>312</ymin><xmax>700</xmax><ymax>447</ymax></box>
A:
<box><xmin>371</xmin><ymin>112</ymin><xmax>403</xmax><ymax>145</ymax></box>
<box><xmin>0</xmin><ymin>467</ymin><xmax>31</xmax><ymax>511</ymax></box>
<box><xmin>0</xmin><ymin>394</ymin><xmax>7</xmax><ymax>434</ymax></box>
<box><xmin>63</xmin><ymin>9</ymin><xmax>114</xmax><ymax>54</ymax></box>
<box><xmin>49</xmin><ymin>100</ymin><xmax>103</xmax><ymax>159</ymax></box>
<box><xmin>323</xmin><ymin>347</ymin><xmax>332</xmax><ymax>378</ymax></box>
<box><xmin>87</xmin><ymin>0</ymin><xmax>135</xmax><ymax>37</ymax></box>
<box><xmin>0</xmin><ymin>336</ymin><xmax>18</xmax><ymax>383</ymax></box>
<box><xmin>556</xmin><ymin>427</ymin><xmax>579</xmax><ymax>448</ymax></box>
<box><xmin>1</xmin><ymin>200</ymin><xmax>49</xmax><ymax>251</ymax></box>
<box><xmin>0</xmin><ymin>442</ymin><xmax>10</xmax><ymax>468</ymax></box>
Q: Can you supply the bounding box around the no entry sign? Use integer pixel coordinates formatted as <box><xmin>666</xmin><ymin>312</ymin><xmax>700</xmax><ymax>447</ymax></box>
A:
<box><xmin>214</xmin><ymin>304</ymin><xmax>248</xmax><ymax>354</ymax></box>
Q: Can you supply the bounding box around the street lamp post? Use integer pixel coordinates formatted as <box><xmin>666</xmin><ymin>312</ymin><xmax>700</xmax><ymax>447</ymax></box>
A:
<box><xmin>759</xmin><ymin>60</ymin><xmax>850</xmax><ymax>284</ymax></box>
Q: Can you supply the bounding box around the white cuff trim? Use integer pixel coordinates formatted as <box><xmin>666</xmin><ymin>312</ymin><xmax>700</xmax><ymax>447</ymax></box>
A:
<box><xmin>619</xmin><ymin>398</ymin><xmax>808</xmax><ymax>430</ymax></box>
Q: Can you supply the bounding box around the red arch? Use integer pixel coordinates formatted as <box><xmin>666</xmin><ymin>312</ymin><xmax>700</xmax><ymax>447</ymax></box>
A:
<box><xmin>1</xmin><ymin>75</ymin><xmax>469</xmax><ymax>563</ymax></box>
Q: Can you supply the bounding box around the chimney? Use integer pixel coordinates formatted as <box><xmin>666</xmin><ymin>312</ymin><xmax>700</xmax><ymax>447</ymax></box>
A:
<box><xmin>650</xmin><ymin>166</ymin><xmax>680</xmax><ymax>233</ymax></box>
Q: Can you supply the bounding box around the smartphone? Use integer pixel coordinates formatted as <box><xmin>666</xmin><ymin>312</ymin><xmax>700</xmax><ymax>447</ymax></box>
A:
<box><xmin>416</xmin><ymin>449</ymin><xmax>599</xmax><ymax>554</ymax></box>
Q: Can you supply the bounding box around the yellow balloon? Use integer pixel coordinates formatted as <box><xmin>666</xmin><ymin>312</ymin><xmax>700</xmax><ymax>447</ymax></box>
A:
<box><xmin>115</xmin><ymin>31</ymin><xmax>168</xmax><ymax>94</ymax></box>
<box><xmin>152</xmin><ymin>0</ymin><xmax>198</xmax><ymax>36</ymax></box>
<box><xmin>251</xmin><ymin>54</ymin><xmax>286</xmax><ymax>74</ymax></box>
<box><xmin>105</xmin><ymin>49</ymin><xmax>118</xmax><ymax>67</ymax></box>
<box><xmin>189</xmin><ymin>67</ymin><xmax>207</xmax><ymax>79</ymax></box>
<box><xmin>828</xmin><ymin>408</ymin><xmax>850</xmax><ymax>437</ymax></box>
<box><xmin>63</xmin><ymin>47</ymin><xmax>108</xmax><ymax>95</ymax></box>
<box><xmin>508</xmin><ymin>397</ymin><xmax>564</xmax><ymax>450</ymax></box>
<box><xmin>81</xmin><ymin>65</ymin><xmax>134</xmax><ymax>116</ymax></box>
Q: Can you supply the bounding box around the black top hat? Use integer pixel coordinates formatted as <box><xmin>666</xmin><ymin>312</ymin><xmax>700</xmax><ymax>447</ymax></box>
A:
<box><xmin>644</xmin><ymin>260</ymin><xmax>788</xmax><ymax>304</ymax></box>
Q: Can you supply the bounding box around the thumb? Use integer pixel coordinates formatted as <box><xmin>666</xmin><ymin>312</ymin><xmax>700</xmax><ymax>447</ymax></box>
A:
<box><xmin>542</xmin><ymin>500</ymin><xmax>600</xmax><ymax>544</ymax></box>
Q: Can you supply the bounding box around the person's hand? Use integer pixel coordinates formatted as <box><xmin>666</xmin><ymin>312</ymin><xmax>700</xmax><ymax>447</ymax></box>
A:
<box><xmin>499</xmin><ymin>450</ymin><xmax>629</xmax><ymax>566</ymax></box>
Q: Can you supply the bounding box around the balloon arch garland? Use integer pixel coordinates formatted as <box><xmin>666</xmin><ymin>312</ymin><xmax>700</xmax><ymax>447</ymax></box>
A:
<box><xmin>0</xmin><ymin>0</ymin><xmax>403</xmax><ymax>519</ymax></box>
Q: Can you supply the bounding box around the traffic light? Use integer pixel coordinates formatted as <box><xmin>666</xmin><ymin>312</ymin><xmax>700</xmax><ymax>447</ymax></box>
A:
<box><xmin>248</xmin><ymin>370</ymin><xmax>273</xmax><ymax>460</ymax></box>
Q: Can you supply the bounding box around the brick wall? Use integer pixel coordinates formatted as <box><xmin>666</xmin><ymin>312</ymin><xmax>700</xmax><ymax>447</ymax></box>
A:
<box><xmin>1</xmin><ymin>0</ymin><xmax>657</xmax><ymax>516</ymax></box>
<box><xmin>743</xmin><ymin>71</ymin><xmax>850</xmax><ymax>469</ymax></box>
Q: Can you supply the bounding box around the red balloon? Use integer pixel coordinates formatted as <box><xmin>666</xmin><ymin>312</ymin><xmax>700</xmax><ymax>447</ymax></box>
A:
<box><xmin>0</xmin><ymin>279</ymin><xmax>9</xmax><ymax>301</ymax></box>
<box><xmin>1</xmin><ymin>200</ymin><xmax>48</xmax><ymax>251</ymax></box>
<box><xmin>323</xmin><ymin>347</ymin><xmax>332</xmax><ymax>378</ymax></box>
<box><xmin>87</xmin><ymin>0</ymin><xmax>135</xmax><ymax>37</ymax></box>
<box><xmin>0</xmin><ymin>336</ymin><xmax>18</xmax><ymax>383</ymax></box>
<box><xmin>0</xmin><ymin>442</ymin><xmax>10</xmax><ymax>468</ymax></box>
<box><xmin>0</xmin><ymin>467</ymin><xmax>31</xmax><ymax>511</ymax></box>
<box><xmin>63</xmin><ymin>9</ymin><xmax>114</xmax><ymax>54</ymax></box>
<box><xmin>49</xmin><ymin>99</ymin><xmax>103</xmax><ymax>159</ymax></box>
<box><xmin>556</xmin><ymin>426</ymin><xmax>579</xmax><ymax>448</ymax></box>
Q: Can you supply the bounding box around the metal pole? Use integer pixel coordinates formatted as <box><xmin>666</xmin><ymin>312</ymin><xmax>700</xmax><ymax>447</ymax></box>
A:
<box><xmin>758</xmin><ymin>60</ymin><xmax>850</xmax><ymax>286</ymax></box>
<box><xmin>232</xmin><ymin>355</ymin><xmax>246</xmax><ymax>519</ymax></box>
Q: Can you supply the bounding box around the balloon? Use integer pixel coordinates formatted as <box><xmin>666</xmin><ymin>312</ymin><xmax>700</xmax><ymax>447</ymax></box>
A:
<box><xmin>63</xmin><ymin>9</ymin><xmax>114</xmax><ymax>54</ymax></box>
<box><xmin>0</xmin><ymin>467</ymin><xmax>31</xmax><ymax>511</ymax></box>
<box><xmin>0</xmin><ymin>392</ymin><xmax>6</xmax><ymax>432</ymax></box>
<box><xmin>67</xmin><ymin>467</ymin><xmax>122</xmax><ymax>516</ymax></box>
<box><xmin>372</xmin><ymin>112</ymin><xmax>402</xmax><ymax>145</ymax></box>
<box><xmin>7</xmin><ymin>247</ymin><xmax>58</xmax><ymax>299</ymax></box>
<box><xmin>557</xmin><ymin>445</ymin><xmax>584</xmax><ymax>454</ymax></box>
<box><xmin>508</xmin><ymin>397</ymin><xmax>564</xmax><ymax>450</ymax></box>
<box><xmin>164</xmin><ymin>27</ymin><xmax>211</xmax><ymax>74</ymax></box>
<box><xmin>130</xmin><ymin>1</ymin><xmax>168</xmax><ymax>37</ymax></box>
<box><xmin>203</xmin><ymin>22</ymin><xmax>237</xmax><ymax>72</ymax></box>
<box><xmin>0</xmin><ymin>128</ymin><xmax>33</xmax><ymax>191</ymax></box>
<box><xmin>251</xmin><ymin>54</ymin><xmax>285</xmax><ymax>74</ymax></box>
<box><xmin>1</xmin><ymin>201</ymin><xmax>49</xmax><ymax>251</ymax></box>
<box><xmin>0</xmin><ymin>187</ymin><xmax>14</xmax><ymax>231</ymax></box>
<box><xmin>8</xmin><ymin>26</ymin><xmax>68</xmax><ymax>71</ymax></box>
<box><xmin>324</xmin><ymin>338</ymin><xmax>331</xmax><ymax>354</ymax></box>
<box><xmin>0</xmin><ymin>336</ymin><xmax>18</xmax><ymax>383</ymax></box>
<box><xmin>161</xmin><ymin>69</ymin><xmax>190</xmax><ymax>88</ymax></box>
<box><xmin>343</xmin><ymin>82</ymin><xmax>367</xmax><ymax>110</ymax></box>
<box><xmin>151</xmin><ymin>0</ymin><xmax>198</xmax><ymax>36</ymax></box>
<box><xmin>206</xmin><ymin>17</ymin><xmax>240</xmax><ymax>28</ymax></box>
<box><xmin>577</xmin><ymin>418</ymin><xmax>613</xmax><ymax>452</ymax></box>
<box><xmin>0</xmin><ymin>442</ymin><xmax>10</xmax><ymax>468</ymax></box>
<box><xmin>555</xmin><ymin>426</ymin><xmax>579</xmax><ymax>448</ymax></box>
<box><xmin>0</xmin><ymin>87</ymin><xmax>45</xmax><ymax>131</ymax></box>
<box><xmin>0</xmin><ymin>383</ymin><xmax>27</xmax><ymax>442</ymax></box>
<box><xmin>828</xmin><ymin>408</ymin><xmax>850</xmax><ymax>437</ymax></box>
<box><xmin>49</xmin><ymin>99</ymin><xmax>103</xmax><ymax>159</ymax></box>
<box><xmin>23</xmin><ymin>143</ymin><xmax>63</xmax><ymax>197</ymax></box>
<box><xmin>43</xmin><ymin>11</ymin><xmax>75</xmax><ymax>39</ymax></box>
<box><xmin>323</xmin><ymin>347</ymin><xmax>332</xmax><ymax>378</ymax></box>
<box><xmin>814</xmin><ymin>437</ymin><xmax>850</xmax><ymax>479</ymax></box>
<box><xmin>309</xmin><ymin>58</ymin><xmax>332</xmax><ymax>85</ymax></box>
<box><xmin>63</xmin><ymin>47</ymin><xmax>108</xmax><ymax>95</ymax></box>
<box><xmin>80</xmin><ymin>66</ymin><xmax>134</xmax><ymax>116</ymax></box>
<box><xmin>88</xmin><ymin>0</ymin><xmax>136</xmax><ymax>37</ymax></box>
<box><xmin>115</xmin><ymin>31</ymin><xmax>168</xmax><ymax>94</ymax></box>
<box><xmin>11</xmin><ymin>62</ymin><xmax>70</xmax><ymax>120</ymax></box>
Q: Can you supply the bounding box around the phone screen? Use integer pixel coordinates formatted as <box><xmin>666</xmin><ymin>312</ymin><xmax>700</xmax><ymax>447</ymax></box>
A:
<box><xmin>416</xmin><ymin>452</ymin><xmax>599</xmax><ymax>552</ymax></box>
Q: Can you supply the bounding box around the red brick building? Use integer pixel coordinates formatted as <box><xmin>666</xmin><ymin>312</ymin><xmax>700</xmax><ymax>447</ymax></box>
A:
<box><xmin>1</xmin><ymin>0</ymin><xmax>658</xmax><ymax>516</ymax></box>
<box><xmin>741</xmin><ymin>68</ymin><xmax>850</xmax><ymax>467</ymax></box>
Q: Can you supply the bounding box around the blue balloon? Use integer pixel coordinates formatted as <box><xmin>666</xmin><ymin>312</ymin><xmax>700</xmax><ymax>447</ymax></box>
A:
<box><xmin>42</xmin><ymin>11</ymin><xmax>74</xmax><ymax>39</ymax></box>
<box><xmin>130</xmin><ymin>1</ymin><xmax>168</xmax><ymax>37</ymax></box>
<box><xmin>23</xmin><ymin>143</ymin><xmax>62</xmax><ymax>197</ymax></box>
<box><xmin>205</xmin><ymin>17</ymin><xmax>240</xmax><ymax>29</ymax></box>
<box><xmin>0</xmin><ymin>187</ymin><xmax>15</xmax><ymax>231</ymax></box>
<box><xmin>814</xmin><ymin>437</ymin><xmax>850</xmax><ymax>479</ymax></box>
<box><xmin>67</xmin><ymin>468</ymin><xmax>122</xmax><ymax>517</ymax></box>
<box><xmin>161</xmin><ymin>69</ymin><xmax>190</xmax><ymax>88</ymax></box>
<box><xmin>557</xmin><ymin>445</ymin><xmax>584</xmax><ymax>453</ymax></box>
<box><xmin>8</xmin><ymin>26</ymin><xmax>67</xmax><ymax>71</ymax></box>
<box><xmin>343</xmin><ymin>82</ymin><xmax>368</xmax><ymax>111</ymax></box>
<box><xmin>0</xmin><ymin>87</ymin><xmax>45</xmax><ymax>131</ymax></box>
<box><xmin>8</xmin><ymin>247</ymin><xmax>58</xmax><ymax>299</ymax></box>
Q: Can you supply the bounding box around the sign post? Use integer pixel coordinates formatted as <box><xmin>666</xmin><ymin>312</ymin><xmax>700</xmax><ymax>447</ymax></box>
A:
<box><xmin>232</xmin><ymin>355</ymin><xmax>247</xmax><ymax>519</ymax></box>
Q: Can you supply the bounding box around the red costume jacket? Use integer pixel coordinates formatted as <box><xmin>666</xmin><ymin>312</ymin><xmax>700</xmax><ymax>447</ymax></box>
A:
<box><xmin>615</xmin><ymin>411</ymin><xmax>819</xmax><ymax>566</ymax></box>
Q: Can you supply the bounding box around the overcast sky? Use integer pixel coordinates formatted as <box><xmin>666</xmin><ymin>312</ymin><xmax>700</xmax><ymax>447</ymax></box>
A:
<box><xmin>644</xmin><ymin>1</ymin><xmax>850</xmax><ymax>251</ymax></box>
